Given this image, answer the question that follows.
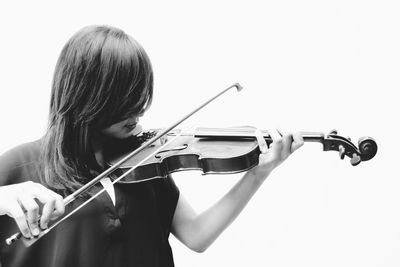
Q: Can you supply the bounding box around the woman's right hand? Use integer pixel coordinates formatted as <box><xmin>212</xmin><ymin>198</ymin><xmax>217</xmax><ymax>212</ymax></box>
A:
<box><xmin>0</xmin><ymin>181</ymin><xmax>65</xmax><ymax>238</ymax></box>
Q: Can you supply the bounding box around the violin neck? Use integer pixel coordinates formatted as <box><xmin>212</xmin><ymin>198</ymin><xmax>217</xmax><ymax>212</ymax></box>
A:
<box><xmin>194</xmin><ymin>127</ymin><xmax>325</xmax><ymax>143</ymax></box>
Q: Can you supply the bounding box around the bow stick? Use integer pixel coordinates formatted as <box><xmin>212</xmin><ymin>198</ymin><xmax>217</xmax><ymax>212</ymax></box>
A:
<box><xmin>5</xmin><ymin>83</ymin><xmax>243</xmax><ymax>246</ymax></box>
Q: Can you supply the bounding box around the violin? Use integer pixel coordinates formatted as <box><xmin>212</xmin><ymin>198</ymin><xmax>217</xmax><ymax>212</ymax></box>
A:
<box><xmin>106</xmin><ymin>126</ymin><xmax>377</xmax><ymax>185</ymax></box>
<box><xmin>5</xmin><ymin>83</ymin><xmax>378</xmax><ymax>247</ymax></box>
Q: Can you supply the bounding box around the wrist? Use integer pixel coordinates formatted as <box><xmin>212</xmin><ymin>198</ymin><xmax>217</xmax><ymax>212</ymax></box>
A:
<box><xmin>246</xmin><ymin>167</ymin><xmax>272</xmax><ymax>184</ymax></box>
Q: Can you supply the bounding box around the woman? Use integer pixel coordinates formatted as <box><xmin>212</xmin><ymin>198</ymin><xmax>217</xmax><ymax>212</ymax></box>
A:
<box><xmin>0</xmin><ymin>25</ymin><xmax>303</xmax><ymax>267</ymax></box>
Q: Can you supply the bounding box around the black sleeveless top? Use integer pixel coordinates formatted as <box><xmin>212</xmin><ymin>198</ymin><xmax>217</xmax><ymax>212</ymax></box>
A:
<box><xmin>0</xmin><ymin>139</ymin><xmax>180</xmax><ymax>267</ymax></box>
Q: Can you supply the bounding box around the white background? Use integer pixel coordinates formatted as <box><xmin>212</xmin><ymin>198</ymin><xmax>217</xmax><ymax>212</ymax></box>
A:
<box><xmin>0</xmin><ymin>1</ymin><xmax>398</xmax><ymax>266</ymax></box>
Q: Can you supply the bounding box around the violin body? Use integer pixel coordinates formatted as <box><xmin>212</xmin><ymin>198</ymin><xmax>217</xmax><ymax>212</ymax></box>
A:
<box><xmin>107</xmin><ymin>129</ymin><xmax>261</xmax><ymax>183</ymax></box>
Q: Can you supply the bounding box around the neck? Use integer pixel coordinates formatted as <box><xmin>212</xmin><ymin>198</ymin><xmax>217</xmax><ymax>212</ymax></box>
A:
<box><xmin>194</xmin><ymin>127</ymin><xmax>325</xmax><ymax>143</ymax></box>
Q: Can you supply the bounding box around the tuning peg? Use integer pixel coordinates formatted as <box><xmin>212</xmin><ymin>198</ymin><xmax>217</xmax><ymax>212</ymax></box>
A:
<box><xmin>329</xmin><ymin>129</ymin><xmax>338</xmax><ymax>135</ymax></box>
<box><xmin>350</xmin><ymin>153</ymin><xmax>361</xmax><ymax>166</ymax></box>
<box><xmin>338</xmin><ymin>145</ymin><xmax>346</xmax><ymax>159</ymax></box>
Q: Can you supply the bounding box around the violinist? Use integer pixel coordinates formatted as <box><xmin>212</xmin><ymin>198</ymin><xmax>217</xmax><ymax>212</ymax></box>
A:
<box><xmin>0</xmin><ymin>25</ymin><xmax>304</xmax><ymax>267</ymax></box>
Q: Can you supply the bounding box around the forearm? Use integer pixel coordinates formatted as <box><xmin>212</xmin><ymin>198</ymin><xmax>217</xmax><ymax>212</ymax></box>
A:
<box><xmin>172</xmin><ymin>130</ymin><xmax>304</xmax><ymax>252</ymax></box>
<box><xmin>178</xmin><ymin>170</ymin><xmax>270</xmax><ymax>252</ymax></box>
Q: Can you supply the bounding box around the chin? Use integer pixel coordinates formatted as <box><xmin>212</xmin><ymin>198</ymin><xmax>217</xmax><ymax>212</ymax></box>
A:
<box><xmin>115</xmin><ymin>131</ymin><xmax>132</xmax><ymax>139</ymax></box>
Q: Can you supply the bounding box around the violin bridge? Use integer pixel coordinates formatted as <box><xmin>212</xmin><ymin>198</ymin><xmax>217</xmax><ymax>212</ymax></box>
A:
<box><xmin>159</xmin><ymin>135</ymin><xmax>168</xmax><ymax>145</ymax></box>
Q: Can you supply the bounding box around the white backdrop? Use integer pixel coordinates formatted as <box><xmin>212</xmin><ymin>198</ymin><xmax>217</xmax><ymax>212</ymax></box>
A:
<box><xmin>0</xmin><ymin>1</ymin><xmax>398</xmax><ymax>266</ymax></box>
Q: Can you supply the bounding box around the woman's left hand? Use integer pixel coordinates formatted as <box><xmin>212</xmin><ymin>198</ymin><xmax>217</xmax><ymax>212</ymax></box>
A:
<box><xmin>248</xmin><ymin>129</ymin><xmax>304</xmax><ymax>180</ymax></box>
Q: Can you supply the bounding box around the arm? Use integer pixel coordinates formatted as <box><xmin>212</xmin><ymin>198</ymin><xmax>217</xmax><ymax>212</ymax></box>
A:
<box><xmin>171</xmin><ymin>129</ymin><xmax>304</xmax><ymax>252</ymax></box>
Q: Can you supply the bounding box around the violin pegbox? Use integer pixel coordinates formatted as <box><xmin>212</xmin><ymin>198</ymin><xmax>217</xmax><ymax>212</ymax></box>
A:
<box><xmin>324</xmin><ymin>130</ymin><xmax>377</xmax><ymax>166</ymax></box>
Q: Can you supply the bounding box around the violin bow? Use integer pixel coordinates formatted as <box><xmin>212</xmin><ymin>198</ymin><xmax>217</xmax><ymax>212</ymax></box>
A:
<box><xmin>5</xmin><ymin>83</ymin><xmax>243</xmax><ymax>246</ymax></box>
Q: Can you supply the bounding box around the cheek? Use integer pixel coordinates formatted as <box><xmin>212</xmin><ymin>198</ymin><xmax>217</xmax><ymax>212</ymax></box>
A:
<box><xmin>101</xmin><ymin>121</ymin><xmax>130</xmax><ymax>138</ymax></box>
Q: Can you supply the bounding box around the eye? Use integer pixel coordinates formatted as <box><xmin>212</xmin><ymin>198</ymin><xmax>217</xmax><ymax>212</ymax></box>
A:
<box><xmin>119</xmin><ymin>112</ymin><xmax>136</xmax><ymax>121</ymax></box>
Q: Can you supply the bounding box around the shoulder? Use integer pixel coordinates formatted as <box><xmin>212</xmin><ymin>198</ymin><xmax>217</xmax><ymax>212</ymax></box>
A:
<box><xmin>155</xmin><ymin>175</ymin><xmax>180</xmax><ymax>198</ymax></box>
<box><xmin>158</xmin><ymin>175</ymin><xmax>180</xmax><ymax>210</ymax></box>
<box><xmin>0</xmin><ymin>139</ymin><xmax>43</xmax><ymax>185</ymax></box>
<box><xmin>0</xmin><ymin>139</ymin><xmax>42</xmax><ymax>167</ymax></box>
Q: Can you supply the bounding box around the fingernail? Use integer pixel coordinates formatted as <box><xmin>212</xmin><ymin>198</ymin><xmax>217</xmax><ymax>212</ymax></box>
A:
<box><xmin>23</xmin><ymin>232</ymin><xmax>32</xmax><ymax>239</ymax></box>
<box><xmin>32</xmin><ymin>228</ymin><xmax>40</xmax><ymax>236</ymax></box>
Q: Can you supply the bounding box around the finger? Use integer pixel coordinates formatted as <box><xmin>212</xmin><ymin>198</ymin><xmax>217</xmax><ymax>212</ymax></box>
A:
<box><xmin>36</xmin><ymin>185</ymin><xmax>65</xmax><ymax>218</ymax></box>
<box><xmin>281</xmin><ymin>133</ymin><xmax>294</xmax><ymax>157</ymax></box>
<box><xmin>17</xmin><ymin>195</ymin><xmax>40</xmax><ymax>237</ymax></box>
<box><xmin>268</xmin><ymin>128</ymin><xmax>283</xmax><ymax>153</ymax></box>
<box><xmin>264</xmin><ymin>129</ymin><xmax>282</xmax><ymax>163</ymax></box>
<box><xmin>254</xmin><ymin>129</ymin><xmax>268</xmax><ymax>153</ymax></box>
<box><xmin>291</xmin><ymin>132</ymin><xmax>304</xmax><ymax>152</ymax></box>
<box><xmin>8</xmin><ymin>200</ymin><xmax>32</xmax><ymax>238</ymax></box>
<box><xmin>40</xmin><ymin>198</ymin><xmax>55</xmax><ymax>229</ymax></box>
<box><xmin>33</xmin><ymin>186</ymin><xmax>65</xmax><ymax>225</ymax></box>
<box><xmin>268</xmin><ymin>128</ymin><xmax>282</xmax><ymax>142</ymax></box>
<box><xmin>52</xmin><ymin>194</ymin><xmax>65</xmax><ymax>218</ymax></box>
<box><xmin>44</xmin><ymin>192</ymin><xmax>65</xmax><ymax>222</ymax></box>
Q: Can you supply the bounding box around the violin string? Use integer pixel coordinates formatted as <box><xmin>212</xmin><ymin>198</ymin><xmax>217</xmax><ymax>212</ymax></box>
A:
<box><xmin>29</xmin><ymin>124</ymin><xmax>196</xmax><ymax>244</ymax></box>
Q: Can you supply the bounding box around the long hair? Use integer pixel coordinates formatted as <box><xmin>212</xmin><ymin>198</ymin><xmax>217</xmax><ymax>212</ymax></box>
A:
<box><xmin>41</xmin><ymin>25</ymin><xmax>153</xmax><ymax>196</ymax></box>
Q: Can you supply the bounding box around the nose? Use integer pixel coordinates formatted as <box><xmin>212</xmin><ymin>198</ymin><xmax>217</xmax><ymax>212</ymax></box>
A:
<box><xmin>123</xmin><ymin>111</ymin><xmax>144</xmax><ymax>124</ymax></box>
<box><xmin>127</xmin><ymin>116</ymin><xmax>139</xmax><ymax>124</ymax></box>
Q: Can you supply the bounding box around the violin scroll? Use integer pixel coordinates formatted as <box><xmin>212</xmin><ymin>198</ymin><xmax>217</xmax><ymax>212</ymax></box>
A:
<box><xmin>358</xmin><ymin>136</ymin><xmax>378</xmax><ymax>161</ymax></box>
<box><xmin>324</xmin><ymin>130</ymin><xmax>377</xmax><ymax>166</ymax></box>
